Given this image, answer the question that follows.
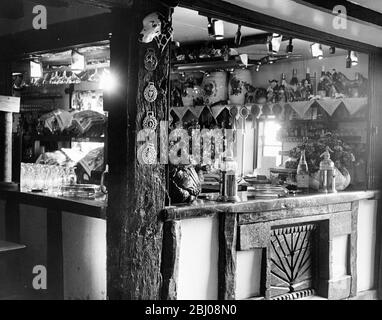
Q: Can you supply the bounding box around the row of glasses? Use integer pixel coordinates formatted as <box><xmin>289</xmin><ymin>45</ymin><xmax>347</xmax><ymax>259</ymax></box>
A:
<box><xmin>20</xmin><ymin>163</ymin><xmax>75</xmax><ymax>194</ymax></box>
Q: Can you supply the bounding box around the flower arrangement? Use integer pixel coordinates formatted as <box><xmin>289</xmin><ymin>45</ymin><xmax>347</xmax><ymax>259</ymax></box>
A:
<box><xmin>287</xmin><ymin>133</ymin><xmax>355</xmax><ymax>173</ymax></box>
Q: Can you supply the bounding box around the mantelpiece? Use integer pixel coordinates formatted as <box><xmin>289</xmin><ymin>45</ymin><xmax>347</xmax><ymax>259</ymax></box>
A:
<box><xmin>161</xmin><ymin>190</ymin><xmax>379</xmax><ymax>300</ymax></box>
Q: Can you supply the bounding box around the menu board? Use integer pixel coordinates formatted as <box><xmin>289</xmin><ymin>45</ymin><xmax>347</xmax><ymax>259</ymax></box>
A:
<box><xmin>0</xmin><ymin>95</ymin><xmax>20</xmax><ymax>113</ymax></box>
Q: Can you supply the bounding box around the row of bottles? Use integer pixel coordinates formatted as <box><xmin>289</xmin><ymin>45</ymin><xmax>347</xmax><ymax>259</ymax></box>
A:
<box><xmin>268</xmin><ymin>68</ymin><xmax>314</xmax><ymax>103</ymax></box>
<box><xmin>296</xmin><ymin>147</ymin><xmax>336</xmax><ymax>193</ymax></box>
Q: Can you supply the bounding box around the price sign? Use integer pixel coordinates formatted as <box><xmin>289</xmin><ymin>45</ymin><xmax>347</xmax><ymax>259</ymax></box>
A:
<box><xmin>0</xmin><ymin>95</ymin><xmax>20</xmax><ymax>113</ymax></box>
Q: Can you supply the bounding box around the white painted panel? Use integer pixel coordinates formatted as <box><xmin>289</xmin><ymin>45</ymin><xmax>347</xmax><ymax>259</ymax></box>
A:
<box><xmin>357</xmin><ymin>200</ymin><xmax>377</xmax><ymax>292</ymax></box>
<box><xmin>62</xmin><ymin>212</ymin><xmax>106</xmax><ymax>300</ymax></box>
<box><xmin>19</xmin><ymin>205</ymin><xmax>47</xmax><ymax>290</ymax></box>
<box><xmin>236</xmin><ymin>249</ymin><xmax>262</xmax><ymax>299</ymax></box>
<box><xmin>0</xmin><ymin>200</ymin><xmax>5</xmax><ymax>240</ymax></box>
<box><xmin>178</xmin><ymin>216</ymin><xmax>219</xmax><ymax>300</ymax></box>
<box><xmin>332</xmin><ymin>235</ymin><xmax>349</xmax><ymax>279</ymax></box>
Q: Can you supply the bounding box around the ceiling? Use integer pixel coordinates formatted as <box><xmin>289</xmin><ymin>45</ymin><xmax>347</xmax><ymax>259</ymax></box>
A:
<box><xmin>172</xmin><ymin>7</ymin><xmax>266</xmax><ymax>43</ymax></box>
<box><xmin>222</xmin><ymin>0</ymin><xmax>382</xmax><ymax>48</ymax></box>
<box><xmin>350</xmin><ymin>0</ymin><xmax>382</xmax><ymax>14</ymax></box>
<box><xmin>172</xmin><ymin>7</ymin><xmax>348</xmax><ymax>61</ymax></box>
<box><xmin>0</xmin><ymin>0</ymin><xmax>109</xmax><ymax>37</ymax></box>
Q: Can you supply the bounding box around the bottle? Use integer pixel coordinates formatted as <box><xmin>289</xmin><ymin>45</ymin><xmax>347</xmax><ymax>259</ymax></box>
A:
<box><xmin>318</xmin><ymin>147</ymin><xmax>336</xmax><ymax>193</ymax></box>
<box><xmin>218</xmin><ymin>156</ymin><xmax>240</xmax><ymax>202</ymax></box>
<box><xmin>290</xmin><ymin>69</ymin><xmax>299</xmax><ymax>86</ymax></box>
<box><xmin>296</xmin><ymin>150</ymin><xmax>309</xmax><ymax>192</ymax></box>
<box><xmin>278</xmin><ymin>73</ymin><xmax>287</xmax><ymax>102</ymax></box>
<box><xmin>68</xmin><ymin>167</ymin><xmax>77</xmax><ymax>185</ymax></box>
<box><xmin>317</xmin><ymin>66</ymin><xmax>327</xmax><ymax>97</ymax></box>
<box><xmin>305</xmin><ymin>68</ymin><xmax>313</xmax><ymax>94</ymax></box>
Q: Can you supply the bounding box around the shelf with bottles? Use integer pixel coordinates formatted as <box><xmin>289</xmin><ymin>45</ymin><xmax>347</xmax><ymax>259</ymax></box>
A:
<box><xmin>279</xmin><ymin>119</ymin><xmax>366</xmax><ymax>144</ymax></box>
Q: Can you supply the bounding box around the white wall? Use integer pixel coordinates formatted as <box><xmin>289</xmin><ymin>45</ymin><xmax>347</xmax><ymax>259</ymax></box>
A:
<box><xmin>62</xmin><ymin>212</ymin><xmax>106</xmax><ymax>300</ymax></box>
<box><xmin>177</xmin><ymin>216</ymin><xmax>219</xmax><ymax>300</ymax></box>
<box><xmin>357</xmin><ymin>199</ymin><xmax>378</xmax><ymax>292</ymax></box>
<box><xmin>235</xmin><ymin>249</ymin><xmax>262</xmax><ymax>299</ymax></box>
<box><xmin>20</xmin><ymin>204</ymin><xmax>47</xmax><ymax>291</ymax></box>
<box><xmin>0</xmin><ymin>202</ymin><xmax>106</xmax><ymax>300</ymax></box>
<box><xmin>332</xmin><ymin>235</ymin><xmax>349</xmax><ymax>279</ymax></box>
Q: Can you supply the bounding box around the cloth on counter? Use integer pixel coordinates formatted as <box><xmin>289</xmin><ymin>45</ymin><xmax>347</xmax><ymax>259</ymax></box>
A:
<box><xmin>78</xmin><ymin>147</ymin><xmax>104</xmax><ymax>176</ymax></box>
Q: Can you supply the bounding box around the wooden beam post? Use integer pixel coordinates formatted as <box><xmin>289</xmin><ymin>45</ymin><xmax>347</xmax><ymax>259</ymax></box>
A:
<box><xmin>106</xmin><ymin>0</ymin><xmax>173</xmax><ymax>299</ymax></box>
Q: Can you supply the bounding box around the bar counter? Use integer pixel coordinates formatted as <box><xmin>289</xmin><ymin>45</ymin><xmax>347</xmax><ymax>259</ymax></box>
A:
<box><xmin>0</xmin><ymin>188</ymin><xmax>107</xmax><ymax>299</ymax></box>
<box><xmin>0</xmin><ymin>189</ymin><xmax>107</xmax><ymax>220</ymax></box>
<box><xmin>160</xmin><ymin>190</ymin><xmax>380</xmax><ymax>300</ymax></box>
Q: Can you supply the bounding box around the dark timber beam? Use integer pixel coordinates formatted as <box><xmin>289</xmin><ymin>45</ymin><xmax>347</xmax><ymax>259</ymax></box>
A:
<box><xmin>290</xmin><ymin>0</ymin><xmax>382</xmax><ymax>28</ymax></box>
<box><xmin>106</xmin><ymin>0</ymin><xmax>172</xmax><ymax>299</ymax></box>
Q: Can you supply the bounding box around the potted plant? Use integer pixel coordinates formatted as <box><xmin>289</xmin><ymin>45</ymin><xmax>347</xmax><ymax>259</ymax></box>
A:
<box><xmin>288</xmin><ymin>133</ymin><xmax>355</xmax><ymax>191</ymax></box>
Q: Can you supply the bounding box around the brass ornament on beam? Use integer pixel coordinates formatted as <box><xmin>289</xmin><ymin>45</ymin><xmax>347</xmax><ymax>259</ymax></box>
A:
<box><xmin>144</xmin><ymin>82</ymin><xmax>158</xmax><ymax>103</ymax></box>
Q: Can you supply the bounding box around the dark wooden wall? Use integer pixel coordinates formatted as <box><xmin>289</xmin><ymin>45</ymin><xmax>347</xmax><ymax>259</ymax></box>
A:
<box><xmin>105</xmin><ymin>0</ymin><xmax>171</xmax><ymax>299</ymax></box>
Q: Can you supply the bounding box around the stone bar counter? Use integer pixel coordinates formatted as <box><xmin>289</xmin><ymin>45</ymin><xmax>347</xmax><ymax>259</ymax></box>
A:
<box><xmin>160</xmin><ymin>190</ymin><xmax>379</xmax><ymax>300</ymax></box>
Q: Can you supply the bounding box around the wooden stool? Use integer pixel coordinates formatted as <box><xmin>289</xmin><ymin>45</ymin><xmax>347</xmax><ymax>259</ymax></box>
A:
<box><xmin>0</xmin><ymin>240</ymin><xmax>26</xmax><ymax>299</ymax></box>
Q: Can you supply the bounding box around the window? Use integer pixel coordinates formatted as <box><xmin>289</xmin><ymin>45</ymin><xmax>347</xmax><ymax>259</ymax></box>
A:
<box><xmin>257</xmin><ymin>118</ymin><xmax>282</xmax><ymax>167</ymax></box>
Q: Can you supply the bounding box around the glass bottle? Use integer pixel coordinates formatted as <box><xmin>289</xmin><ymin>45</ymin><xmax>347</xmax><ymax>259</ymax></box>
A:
<box><xmin>296</xmin><ymin>150</ymin><xmax>309</xmax><ymax>192</ymax></box>
<box><xmin>317</xmin><ymin>66</ymin><xmax>327</xmax><ymax>97</ymax></box>
<box><xmin>68</xmin><ymin>167</ymin><xmax>77</xmax><ymax>185</ymax></box>
<box><xmin>278</xmin><ymin>73</ymin><xmax>287</xmax><ymax>102</ymax></box>
<box><xmin>318</xmin><ymin>147</ymin><xmax>336</xmax><ymax>193</ymax></box>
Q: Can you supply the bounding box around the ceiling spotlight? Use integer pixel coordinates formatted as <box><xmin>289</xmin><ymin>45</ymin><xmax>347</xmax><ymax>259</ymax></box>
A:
<box><xmin>207</xmin><ymin>17</ymin><xmax>224</xmax><ymax>40</ymax></box>
<box><xmin>30</xmin><ymin>60</ymin><xmax>43</xmax><ymax>78</ymax></box>
<box><xmin>256</xmin><ymin>65</ymin><xmax>260</xmax><ymax>72</ymax></box>
<box><xmin>268</xmin><ymin>33</ymin><xmax>282</xmax><ymax>54</ymax></box>
<box><xmin>286</xmin><ymin>38</ymin><xmax>293</xmax><ymax>54</ymax></box>
<box><xmin>329</xmin><ymin>46</ymin><xmax>336</xmax><ymax>54</ymax></box>
<box><xmin>311</xmin><ymin>43</ymin><xmax>324</xmax><ymax>60</ymax></box>
<box><xmin>346</xmin><ymin>50</ymin><xmax>358</xmax><ymax>68</ymax></box>
<box><xmin>350</xmin><ymin>51</ymin><xmax>358</xmax><ymax>66</ymax></box>
<box><xmin>71</xmin><ymin>50</ymin><xmax>85</xmax><ymax>73</ymax></box>
<box><xmin>234</xmin><ymin>25</ymin><xmax>242</xmax><ymax>47</ymax></box>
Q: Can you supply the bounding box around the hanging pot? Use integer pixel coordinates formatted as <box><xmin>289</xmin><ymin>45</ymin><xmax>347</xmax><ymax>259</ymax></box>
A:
<box><xmin>228</xmin><ymin>69</ymin><xmax>252</xmax><ymax>105</ymax></box>
<box><xmin>202</xmin><ymin>71</ymin><xmax>228</xmax><ymax>106</ymax></box>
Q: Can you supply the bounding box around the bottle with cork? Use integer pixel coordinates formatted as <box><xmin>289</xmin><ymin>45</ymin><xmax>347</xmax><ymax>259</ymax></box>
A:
<box><xmin>296</xmin><ymin>149</ymin><xmax>309</xmax><ymax>192</ymax></box>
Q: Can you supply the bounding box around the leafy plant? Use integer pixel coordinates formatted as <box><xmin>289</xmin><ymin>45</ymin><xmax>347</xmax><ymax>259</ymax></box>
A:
<box><xmin>288</xmin><ymin>132</ymin><xmax>355</xmax><ymax>173</ymax></box>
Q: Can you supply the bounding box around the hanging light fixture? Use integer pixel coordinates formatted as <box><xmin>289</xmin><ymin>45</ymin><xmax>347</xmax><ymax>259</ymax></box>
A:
<box><xmin>311</xmin><ymin>43</ymin><xmax>324</xmax><ymax>60</ymax></box>
<box><xmin>350</xmin><ymin>51</ymin><xmax>358</xmax><ymax>66</ymax></box>
<box><xmin>234</xmin><ymin>25</ymin><xmax>242</xmax><ymax>47</ymax></box>
<box><xmin>346</xmin><ymin>50</ymin><xmax>358</xmax><ymax>68</ymax></box>
<box><xmin>268</xmin><ymin>33</ymin><xmax>282</xmax><ymax>54</ymax></box>
<box><xmin>286</xmin><ymin>38</ymin><xmax>293</xmax><ymax>54</ymax></box>
<box><xmin>207</xmin><ymin>17</ymin><xmax>224</xmax><ymax>40</ymax></box>
<box><xmin>71</xmin><ymin>50</ymin><xmax>85</xmax><ymax>73</ymax></box>
<box><xmin>346</xmin><ymin>50</ymin><xmax>352</xmax><ymax>68</ymax></box>
<box><xmin>30</xmin><ymin>60</ymin><xmax>43</xmax><ymax>78</ymax></box>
